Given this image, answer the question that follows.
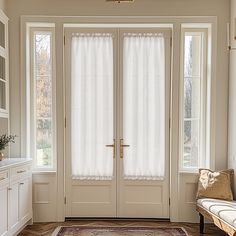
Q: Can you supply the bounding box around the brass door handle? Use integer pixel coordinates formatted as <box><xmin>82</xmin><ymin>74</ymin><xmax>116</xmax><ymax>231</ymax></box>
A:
<box><xmin>120</xmin><ymin>139</ymin><xmax>130</xmax><ymax>159</ymax></box>
<box><xmin>106</xmin><ymin>139</ymin><xmax>116</xmax><ymax>158</ymax></box>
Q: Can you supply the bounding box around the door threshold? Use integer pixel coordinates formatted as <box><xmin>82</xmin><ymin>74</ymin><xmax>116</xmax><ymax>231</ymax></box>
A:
<box><xmin>65</xmin><ymin>217</ymin><xmax>170</xmax><ymax>222</ymax></box>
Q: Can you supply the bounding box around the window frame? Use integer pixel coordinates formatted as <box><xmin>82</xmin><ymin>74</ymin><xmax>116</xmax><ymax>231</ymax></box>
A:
<box><xmin>28</xmin><ymin>25</ymin><xmax>57</xmax><ymax>171</ymax></box>
<box><xmin>179</xmin><ymin>27</ymin><xmax>209</xmax><ymax>172</ymax></box>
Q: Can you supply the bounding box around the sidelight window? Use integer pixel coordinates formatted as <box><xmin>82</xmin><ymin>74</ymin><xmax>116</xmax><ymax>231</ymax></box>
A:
<box><xmin>29</xmin><ymin>27</ymin><xmax>56</xmax><ymax>170</ymax></box>
<box><xmin>180</xmin><ymin>28</ymin><xmax>208</xmax><ymax>171</ymax></box>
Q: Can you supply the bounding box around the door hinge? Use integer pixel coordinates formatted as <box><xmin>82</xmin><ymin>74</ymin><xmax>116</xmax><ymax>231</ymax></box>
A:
<box><xmin>65</xmin><ymin>117</ymin><xmax>66</xmax><ymax>128</ymax></box>
<box><xmin>64</xmin><ymin>197</ymin><xmax>66</xmax><ymax>204</ymax></box>
<box><xmin>170</xmin><ymin>37</ymin><xmax>172</xmax><ymax>47</ymax></box>
<box><xmin>227</xmin><ymin>22</ymin><xmax>230</xmax><ymax>50</ymax></box>
<box><xmin>169</xmin><ymin>198</ymin><xmax>171</xmax><ymax>205</ymax></box>
<box><xmin>64</xmin><ymin>35</ymin><xmax>66</xmax><ymax>45</ymax></box>
<box><xmin>169</xmin><ymin>118</ymin><xmax>171</xmax><ymax>129</ymax></box>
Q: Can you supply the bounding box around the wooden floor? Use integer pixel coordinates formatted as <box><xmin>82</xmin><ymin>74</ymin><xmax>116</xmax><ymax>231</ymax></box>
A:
<box><xmin>19</xmin><ymin>220</ymin><xmax>227</xmax><ymax>236</ymax></box>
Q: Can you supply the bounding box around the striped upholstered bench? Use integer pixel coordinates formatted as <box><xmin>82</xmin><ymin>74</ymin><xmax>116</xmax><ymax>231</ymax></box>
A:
<box><xmin>196</xmin><ymin>198</ymin><xmax>236</xmax><ymax>236</ymax></box>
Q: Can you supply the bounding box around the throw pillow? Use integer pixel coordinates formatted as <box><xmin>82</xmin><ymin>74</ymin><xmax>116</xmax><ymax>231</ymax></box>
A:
<box><xmin>196</xmin><ymin>169</ymin><xmax>234</xmax><ymax>201</ymax></box>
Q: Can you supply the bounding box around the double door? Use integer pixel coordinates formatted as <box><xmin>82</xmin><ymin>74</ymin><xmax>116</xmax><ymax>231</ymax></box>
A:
<box><xmin>65</xmin><ymin>27</ymin><xmax>171</xmax><ymax>218</ymax></box>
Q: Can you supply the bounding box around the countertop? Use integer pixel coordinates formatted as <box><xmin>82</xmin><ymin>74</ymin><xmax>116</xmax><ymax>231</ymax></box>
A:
<box><xmin>0</xmin><ymin>158</ymin><xmax>32</xmax><ymax>171</ymax></box>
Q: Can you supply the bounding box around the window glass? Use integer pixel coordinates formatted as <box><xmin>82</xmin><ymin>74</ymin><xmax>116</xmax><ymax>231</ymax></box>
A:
<box><xmin>182</xmin><ymin>31</ymin><xmax>205</xmax><ymax>170</ymax></box>
<box><xmin>33</xmin><ymin>31</ymin><xmax>53</xmax><ymax>168</ymax></box>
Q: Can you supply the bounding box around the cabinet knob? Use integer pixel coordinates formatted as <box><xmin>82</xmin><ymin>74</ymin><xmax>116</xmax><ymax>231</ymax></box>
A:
<box><xmin>8</xmin><ymin>187</ymin><xmax>12</xmax><ymax>191</ymax></box>
<box><xmin>19</xmin><ymin>183</ymin><xmax>24</xmax><ymax>185</ymax></box>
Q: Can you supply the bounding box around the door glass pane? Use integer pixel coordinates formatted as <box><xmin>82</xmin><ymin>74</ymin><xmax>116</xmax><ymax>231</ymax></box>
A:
<box><xmin>123</xmin><ymin>33</ymin><xmax>166</xmax><ymax>180</ymax></box>
<box><xmin>0</xmin><ymin>56</ymin><xmax>5</xmax><ymax>80</ymax></box>
<box><xmin>34</xmin><ymin>32</ymin><xmax>53</xmax><ymax>168</ymax></box>
<box><xmin>71</xmin><ymin>33</ymin><xmax>114</xmax><ymax>180</ymax></box>
<box><xmin>0</xmin><ymin>21</ymin><xmax>5</xmax><ymax>48</ymax></box>
<box><xmin>0</xmin><ymin>80</ymin><xmax>6</xmax><ymax>110</ymax></box>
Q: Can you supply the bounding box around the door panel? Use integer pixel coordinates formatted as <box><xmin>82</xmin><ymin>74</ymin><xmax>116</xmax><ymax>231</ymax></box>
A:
<box><xmin>8</xmin><ymin>182</ymin><xmax>19</xmax><ymax>230</ymax></box>
<box><xmin>19</xmin><ymin>178</ymin><xmax>31</xmax><ymax>221</ymax></box>
<box><xmin>70</xmin><ymin>180</ymin><xmax>116</xmax><ymax>217</ymax></box>
<box><xmin>0</xmin><ymin>185</ymin><xmax>8</xmax><ymax>236</ymax></box>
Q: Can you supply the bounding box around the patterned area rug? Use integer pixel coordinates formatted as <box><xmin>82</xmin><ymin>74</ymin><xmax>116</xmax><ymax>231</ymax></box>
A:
<box><xmin>53</xmin><ymin>226</ymin><xmax>188</xmax><ymax>236</ymax></box>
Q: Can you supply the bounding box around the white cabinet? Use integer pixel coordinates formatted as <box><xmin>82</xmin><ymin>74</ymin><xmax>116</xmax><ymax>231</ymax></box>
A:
<box><xmin>8</xmin><ymin>178</ymin><xmax>31</xmax><ymax>234</ymax></box>
<box><xmin>0</xmin><ymin>10</ymin><xmax>9</xmax><ymax>158</ymax></box>
<box><xmin>0</xmin><ymin>160</ymin><xmax>32</xmax><ymax>236</ymax></box>
<box><xmin>0</xmin><ymin>183</ymin><xmax>8</xmax><ymax>236</ymax></box>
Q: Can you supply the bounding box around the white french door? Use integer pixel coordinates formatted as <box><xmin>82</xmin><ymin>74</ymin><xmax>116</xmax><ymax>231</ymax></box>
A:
<box><xmin>65</xmin><ymin>27</ymin><xmax>171</xmax><ymax>218</ymax></box>
<box><xmin>118</xmin><ymin>29</ymin><xmax>171</xmax><ymax>218</ymax></box>
<box><xmin>65</xmin><ymin>29</ymin><xmax>117</xmax><ymax>217</ymax></box>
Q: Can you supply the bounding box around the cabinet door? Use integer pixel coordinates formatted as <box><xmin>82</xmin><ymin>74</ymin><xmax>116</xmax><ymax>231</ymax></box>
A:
<box><xmin>0</xmin><ymin>185</ymin><xmax>8</xmax><ymax>236</ymax></box>
<box><xmin>0</xmin><ymin>11</ymin><xmax>8</xmax><ymax>116</ymax></box>
<box><xmin>19</xmin><ymin>177</ymin><xmax>31</xmax><ymax>221</ymax></box>
<box><xmin>8</xmin><ymin>182</ymin><xmax>19</xmax><ymax>230</ymax></box>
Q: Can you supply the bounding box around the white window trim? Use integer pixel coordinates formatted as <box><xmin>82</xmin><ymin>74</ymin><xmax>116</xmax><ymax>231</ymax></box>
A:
<box><xmin>26</xmin><ymin>24</ymin><xmax>57</xmax><ymax>171</ymax></box>
<box><xmin>179</xmin><ymin>25</ymin><xmax>211</xmax><ymax>173</ymax></box>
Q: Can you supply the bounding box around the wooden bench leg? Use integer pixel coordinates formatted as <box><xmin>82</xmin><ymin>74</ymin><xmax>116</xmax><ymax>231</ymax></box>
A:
<box><xmin>199</xmin><ymin>213</ymin><xmax>204</xmax><ymax>234</ymax></box>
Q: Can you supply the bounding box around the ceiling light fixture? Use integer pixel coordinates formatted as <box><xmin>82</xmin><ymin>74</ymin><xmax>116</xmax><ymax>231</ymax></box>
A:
<box><xmin>106</xmin><ymin>0</ymin><xmax>134</xmax><ymax>3</ymax></box>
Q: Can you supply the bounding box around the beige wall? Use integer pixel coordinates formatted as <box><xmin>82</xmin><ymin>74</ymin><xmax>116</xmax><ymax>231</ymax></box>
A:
<box><xmin>0</xmin><ymin>0</ymin><xmax>7</xmax><ymax>14</ymax></box>
<box><xmin>7</xmin><ymin>0</ymin><xmax>229</xmax><ymax>169</ymax></box>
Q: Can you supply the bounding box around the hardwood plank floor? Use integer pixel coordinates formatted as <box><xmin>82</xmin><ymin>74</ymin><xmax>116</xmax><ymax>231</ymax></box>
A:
<box><xmin>19</xmin><ymin>220</ymin><xmax>227</xmax><ymax>236</ymax></box>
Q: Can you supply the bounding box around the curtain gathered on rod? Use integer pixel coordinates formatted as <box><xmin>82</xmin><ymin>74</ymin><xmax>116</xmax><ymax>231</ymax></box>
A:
<box><xmin>123</xmin><ymin>33</ymin><xmax>166</xmax><ymax>180</ymax></box>
<box><xmin>71</xmin><ymin>33</ymin><xmax>114</xmax><ymax>180</ymax></box>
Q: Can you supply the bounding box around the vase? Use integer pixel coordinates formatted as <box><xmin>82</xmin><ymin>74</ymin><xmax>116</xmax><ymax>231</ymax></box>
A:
<box><xmin>0</xmin><ymin>152</ymin><xmax>4</xmax><ymax>161</ymax></box>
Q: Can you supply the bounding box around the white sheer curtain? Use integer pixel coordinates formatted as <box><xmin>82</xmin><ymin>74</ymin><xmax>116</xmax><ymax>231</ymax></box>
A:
<box><xmin>71</xmin><ymin>33</ymin><xmax>114</xmax><ymax>180</ymax></box>
<box><xmin>123</xmin><ymin>33</ymin><xmax>166</xmax><ymax>180</ymax></box>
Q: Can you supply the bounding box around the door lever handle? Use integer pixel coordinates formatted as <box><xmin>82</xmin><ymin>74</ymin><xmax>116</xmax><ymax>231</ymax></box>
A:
<box><xmin>120</xmin><ymin>139</ymin><xmax>130</xmax><ymax>159</ymax></box>
<box><xmin>106</xmin><ymin>144</ymin><xmax>114</xmax><ymax>147</ymax></box>
<box><xmin>106</xmin><ymin>139</ymin><xmax>116</xmax><ymax>159</ymax></box>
